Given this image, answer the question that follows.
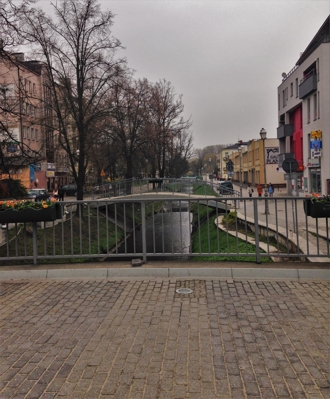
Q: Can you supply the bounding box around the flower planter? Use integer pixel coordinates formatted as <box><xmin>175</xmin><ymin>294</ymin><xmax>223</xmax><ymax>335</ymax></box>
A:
<box><xmin>304</xmin><ymin>199</ymin><xmax>330</xmax><ymax>218</ymax></box>
<box><xmin>0</xmin><ymin>204</ymin><xmax>61</xmax><ymax>224</ymax></box>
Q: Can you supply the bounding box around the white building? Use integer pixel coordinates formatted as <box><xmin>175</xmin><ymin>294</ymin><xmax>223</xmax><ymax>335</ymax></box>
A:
<box><xmin>277</xmin><ymin>16</ymin><xmax>330</xmax><ymax>196</ymax></box>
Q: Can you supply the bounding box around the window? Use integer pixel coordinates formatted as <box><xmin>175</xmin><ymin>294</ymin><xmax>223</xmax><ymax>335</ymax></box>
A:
<box><xmin>26</xmin><ymin>127</ymin><xmax>30</xmax><ymax>139</ymax></box>
<box><xmin>33</xmin><ymin>83</ymin><xmax>36</xmax><ymax>95</ymax></box>
<box><xmin>282</xmin><ymin>90</ymin><xmax>285</xmax><ymax>107</ymax></box>
<box><xmin>278</xmin><ymin>93</ymin><xmax>280</xmax><ymax>110</ymax></box>
<box><xmin>290</xmin><ymin>82</ymin><xmax>293</xmax><ymax>97</ymax></box>
<box><xmin>29</xmin><ymin>81</ymin><xmax>32</xmax><ymax>93</ymax></box>
<box><xmin>313</xmin><ymin>94</ymin><xmax>317</xmax><ymax>120</ymax></box>
<box><xmin>307</xmin><ymin>133</ymin><xmax>311</xmax><ymax>158</ymax></box>
<box><xmin>0</xmin><ymin>84</ymin><xmax>15</xmax><ymax>99</ymax></box>
<box><xmin>317</xmin><ymin>92</ymin><xmax>320</xmax><ymax>119</ymax></box>
<box><xmin>307</xmin><ymin>98</ymin><xmax>310</xmax><ymax>123</ymax></box>
<box><xmin>31</xmin><ymin>128</ymin><xmax>34</xmax><ymax>140</ymax></box>
<box><xmin>295</xmin><ymin>78</ymin><xmax>298</xmax><ymax>97</ymax></box>
<box><xmin>35</xmin><ymin>129</ymin><xmax>39</xmax><ymax>141</ymax></box>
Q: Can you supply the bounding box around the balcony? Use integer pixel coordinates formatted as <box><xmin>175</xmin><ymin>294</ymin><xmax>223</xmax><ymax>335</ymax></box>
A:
<box><xmin>299</xmin><ymin>71</ymin><xmax>317</xmax><ymax>99</ymax></box>
<box><xmin>277</xmin><ymin>124</ymin><xmax>294</xmax><ymax>139</ymax></box>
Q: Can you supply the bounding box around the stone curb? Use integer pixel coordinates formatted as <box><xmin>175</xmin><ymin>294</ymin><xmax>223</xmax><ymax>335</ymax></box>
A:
<box><xmin>0</xmin><ymin>267</ymin><xmax>329</xmax><ymax>280</ymax></box>
<box><xmin>235</xmin><ymin>211</ymin><xmax>330</xmax><ymax>263</ymax></box>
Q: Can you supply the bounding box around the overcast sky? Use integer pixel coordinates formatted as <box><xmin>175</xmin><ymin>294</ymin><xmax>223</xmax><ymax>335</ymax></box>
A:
<box><xmin>37</xmin><ymin>0</ymin><xmax>329</xmax><ymax>149</ymax></box>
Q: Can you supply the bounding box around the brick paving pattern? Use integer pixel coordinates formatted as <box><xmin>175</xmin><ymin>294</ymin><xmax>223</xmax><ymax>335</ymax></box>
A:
<box><xmin>0</xmin><ymin>279</ymin><xmax>329</xmax><ymax>399</ymax></box>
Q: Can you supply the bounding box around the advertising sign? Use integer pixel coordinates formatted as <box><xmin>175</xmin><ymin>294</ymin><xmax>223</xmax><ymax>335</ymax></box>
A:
<box><xmin>47</xmin><ymin>163</ymin><xmax>56</xmax><ymax>171</ymax></box>
<box><xmin>7</xmin><ymin>144</ymin><xmax>18</xmax><ymax>153</ymax></box>
<box><xmin>307</xmin><ymin>158</ymin><xmax>320</xmax><ymax>167</ymax></box>
<box><xmin>265</xmin><ymin>147</ymin><xmax>279</xmax><ymax>164</ymax></box>
<box><xmin>310</xmin><ymin>130</ymin><xmax>322</xmax><ymax>158</ymax></box>
<box><xmin>30</xmin><ymin>165</ymin><xmax>35</xmax><ymax>181</ymax></box>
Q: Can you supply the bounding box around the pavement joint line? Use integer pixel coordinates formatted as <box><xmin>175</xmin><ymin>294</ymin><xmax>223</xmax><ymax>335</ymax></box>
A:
<box><xmin>0</xmin><ymin>267</ymin><xmax>329</xmax><ymax>280</ymax></box>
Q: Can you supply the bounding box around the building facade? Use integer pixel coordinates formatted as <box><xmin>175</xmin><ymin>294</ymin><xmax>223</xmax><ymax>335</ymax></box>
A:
<box><xmin>277</xmin><ymin>16</ymin><xmax>330</xmax><ymax>196</ymax></box>
<box><xmin>0</xmin><ymin>51</ymin><xmax>71</xmax><ymax>192</ymax></box>
<box><xmin>225</xmin><ymin>138</ymin><xmax>285</xmax><ymax>189</ymax></box>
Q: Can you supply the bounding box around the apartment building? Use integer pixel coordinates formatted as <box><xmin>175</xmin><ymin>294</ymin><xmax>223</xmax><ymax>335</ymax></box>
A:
<box><xmin>277</xmin><ymin>16</ymin><xmax>330</xmax><ymax>195</ymax></box>
<box><xmin>0</xmin><ymin>51</ymin><xmax>71</xmax><ymax>191</ymax></box>
<box><xmin>225</xmin><ymin>138</ymin><xmax>285</xmax><ymax>189</ymax></box>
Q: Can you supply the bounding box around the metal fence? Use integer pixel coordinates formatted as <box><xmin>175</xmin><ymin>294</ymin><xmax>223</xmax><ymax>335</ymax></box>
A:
<box><xmin>91</xmin><ymin>177</ymin><xmax>241</xmax><ymax>199</ymax></box>
<box><xmin>0</xmin><ymin>195</ymin><xmax>329</xmax><ymax>265</ymax></box>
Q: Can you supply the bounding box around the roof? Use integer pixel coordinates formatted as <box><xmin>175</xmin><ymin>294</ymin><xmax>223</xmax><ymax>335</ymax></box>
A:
<box><xmin>223</xmin><ymin>142</ymin><xmax>249</xmax><ymax>150</ymax></box>
<box><xmin>296</xmin><ymin>15</ymin><xmax>330</xmax><ymax>65</ymax></box>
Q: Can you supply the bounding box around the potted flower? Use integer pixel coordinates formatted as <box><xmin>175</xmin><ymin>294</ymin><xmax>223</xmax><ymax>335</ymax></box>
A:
<box><xmin>304</xmin><ymin>194</ymin><xmax>330</xmax><ymax>218</ymax></box>
<box><xmin>0</xmin><ymin>198</ymin><xmax>62</xmax><ymax>223</ymax></box>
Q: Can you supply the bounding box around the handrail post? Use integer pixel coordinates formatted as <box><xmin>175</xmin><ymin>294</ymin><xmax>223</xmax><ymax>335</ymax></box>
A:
<box><xmin>141</xmin><ymin>202</ymin><xmax>147</xmax><ymax>263</ymax></box>
<box><xmin>254</xmin><ymin>199</ymin><xmax>261</xmax><ymax>264</ymax></box>
<box><xmin>32</xmin><ymin>222</ymin><xmax>38</xmax><ymax>265</ymax></box>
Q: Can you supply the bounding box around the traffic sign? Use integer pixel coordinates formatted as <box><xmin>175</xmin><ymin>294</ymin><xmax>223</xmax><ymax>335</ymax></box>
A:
<box><xmin>100</xmin><ymin>169</ymin><xmax>106</xmax><ymax>177</ymax></box>
<box><xmin>281</xmin><ymin>158</ymin><xmax>298</xmax><ymax>174</ymax></box>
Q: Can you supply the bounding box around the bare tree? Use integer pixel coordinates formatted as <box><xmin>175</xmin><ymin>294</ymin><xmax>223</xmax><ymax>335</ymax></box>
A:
<box><xmin>20</xmin><ymin>0</ymin><xmax>126</xmax><ymax>200</ymax></box>
<box><xmin>147</xmin><ymin>79</ymin><xmax>192</xmax><ymax>178</ymax></box>
<box><xmin>106</xmin><ymin>77</ymin><xmax>150</xmax><ymax>186</ymax></box>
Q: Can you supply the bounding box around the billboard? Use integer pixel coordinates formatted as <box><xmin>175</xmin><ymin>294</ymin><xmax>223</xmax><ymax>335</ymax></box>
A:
<box><xmin>265</xmin><ymin>147</ymin><xmax>279</xmax><ymax>164</ymax></box>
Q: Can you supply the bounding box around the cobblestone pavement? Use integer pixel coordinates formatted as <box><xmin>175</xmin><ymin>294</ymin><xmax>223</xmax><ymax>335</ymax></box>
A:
<box><xmin>0</xmin><ymin>278</ymin><xmax>329</xmax><ymax>399</ymax></box>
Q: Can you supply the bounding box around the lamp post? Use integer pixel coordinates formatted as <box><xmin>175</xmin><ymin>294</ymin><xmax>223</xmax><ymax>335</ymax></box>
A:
<box><xmin>238</xmin><ymin>146</ymin><xmax>243</xmax><ymax>198</ymax></box>
<box><xmin>259</xmin><ymin>128</ymin><xmax>269</xmax><ymax>215</ymax></box>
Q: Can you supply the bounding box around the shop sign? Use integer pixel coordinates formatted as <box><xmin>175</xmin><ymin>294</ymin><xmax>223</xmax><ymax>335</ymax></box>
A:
<box><xmin>7</xmin><ymin>144</ymin><xmax>18</xmax><ymax>153</ymax></box>
<box><xmin>310</xmin><ymin>130</ymin><xmax>322</xmax><ymax>158</ymax></box>
<box><xmin>46</xmin><ymin>171</ymin><xmax>55</xmax><ymax>177</ymax></box>
<box><xmin>47</xmin><ymin>163</ymin><xmax>56</xmax><ymax>171</ymax></box>
<box><xmin>307</xmin><ymin>158</ymin><xmax>320</xmax><ymax>167</ymax></box>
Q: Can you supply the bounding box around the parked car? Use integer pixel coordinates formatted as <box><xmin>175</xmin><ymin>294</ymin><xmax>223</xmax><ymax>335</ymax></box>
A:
<box><xmin>61</xmin><ymin>184</ymin><xmax>77</xmax><ymax>196</ymax></box>
<box><xmin>28</xmin><ymin>188</ymin><xmax>50</xmax><ymax>202</ymax></box>
<box><xmin>218</xmin><ymin>181</ymin><xmax>234</xmax><ymax>194</ymax></box>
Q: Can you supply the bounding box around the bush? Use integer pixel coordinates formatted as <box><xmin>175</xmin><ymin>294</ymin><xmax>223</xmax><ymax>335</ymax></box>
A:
<box><xmin>0</xmin><ymin>179</ymin><xmax>28</xmax><ymax>199</ymax></box>
<box><xmin>222</xmin><ymin>211</ymin><xmax>237</xmax><ymax>227</ymax></box>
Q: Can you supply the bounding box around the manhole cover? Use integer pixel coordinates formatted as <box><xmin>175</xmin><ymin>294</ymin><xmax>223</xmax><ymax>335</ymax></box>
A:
<box><xmin>174</xmin><ymin>280</ymin><xmax>206</xmax><ymax>298</ymax></box>
<box><xmin>176</xmin><ymin>288</ymin><xmax>193</xmax><ymax>294</ymax></box>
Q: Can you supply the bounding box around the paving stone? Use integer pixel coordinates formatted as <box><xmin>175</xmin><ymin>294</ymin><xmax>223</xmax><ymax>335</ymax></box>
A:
<box><xmin>0</xmin><ymin>279</ymin><xmax>329</xmax><ymax>399</ymax></box>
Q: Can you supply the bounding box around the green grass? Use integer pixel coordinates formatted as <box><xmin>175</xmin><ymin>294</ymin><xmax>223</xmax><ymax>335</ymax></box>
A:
<box><xmin>193</xmin><ymin>184</ymin><xmax>219</xmax><ymax>196</ymax></box>
<box><xmin>0</xmin><ymin>201</ymin><xmax>164</xmax><ymax>265</ymax></box>
<box><xmin>191</xmin><ymin>214</ymin><xmax>272</xmax><ymax>262</ymax></box>
<box><xmin>0</xmin><ymin>209</ymin><xmax>125</xmax><ymax>264</ymax></box>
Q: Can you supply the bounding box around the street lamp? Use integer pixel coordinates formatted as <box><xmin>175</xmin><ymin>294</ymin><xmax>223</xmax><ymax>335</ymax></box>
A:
<box><xmin>238</xmin><ymin>146</ymin><xmax>243</xmax><ymax>198</ymax></box>
<box><xmin>259</xmin><ymin>128</ymin><xmax>269</xmax><ymax>215</ymax></box>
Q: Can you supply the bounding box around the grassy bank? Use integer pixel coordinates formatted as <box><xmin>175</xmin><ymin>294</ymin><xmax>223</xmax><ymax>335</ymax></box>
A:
<box><xmin>191</xmin><ymin>210</ymin><xmax>272</xmax><ymax>263</ymax></box>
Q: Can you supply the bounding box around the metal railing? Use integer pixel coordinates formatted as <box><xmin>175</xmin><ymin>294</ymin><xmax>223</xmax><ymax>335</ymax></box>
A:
<box><xmin>92</xmin><ymin>178</ymin><xmax>241</xmax><ymax>199</ymax></box>
<box><xmin>0</xmin><ymin>196</ymin><xmax>329</xmax><ymax>265</ymax></box>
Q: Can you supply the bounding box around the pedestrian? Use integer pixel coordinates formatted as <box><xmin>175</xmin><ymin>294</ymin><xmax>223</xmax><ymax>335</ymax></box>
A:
<box><xmin>58</xmin><ymin>186</ymin><xmax>65</xmax><ymax>201</ymax></box>
<box><xmin>257</xmin><ymin>183</ymin><xmax>263</xmax><ymax>197</ymax></box>
<box><xmin>247</xmin><ymin>184</ymin><xmax>253</xmax><ymax>199</ymax></box>
<box><xmin>268</xmin><ymin>183</ymin><xmax>274</xmax><ymax>197</ymax></box>
<box><xmin>53</xmin><ymin>187</ymin><xmax>58</xmax><ymax>199</ymax></box>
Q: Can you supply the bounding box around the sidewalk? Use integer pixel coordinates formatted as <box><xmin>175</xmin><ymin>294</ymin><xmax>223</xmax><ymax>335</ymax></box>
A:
<box><xmin>0</xmin><ymin>277</ymin><xmax>329</xmax><ymax>398</ymax></box>
<box><xmin>234</xmin><ymin>184</ymin><xmax>330</xmax><ymax>236</ymax></box>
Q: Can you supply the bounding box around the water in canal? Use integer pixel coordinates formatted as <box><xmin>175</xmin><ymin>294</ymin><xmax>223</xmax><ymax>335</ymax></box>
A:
<box><xmin>117</xmin><ymin>185</ymin><xmax>194</xmax><ymax>259</ymax></box>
